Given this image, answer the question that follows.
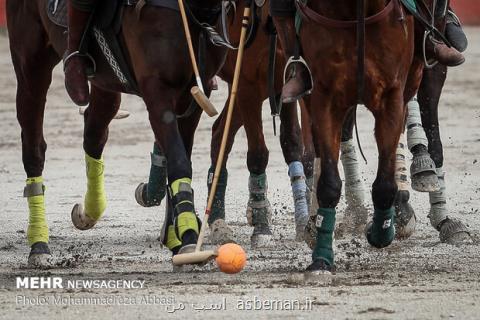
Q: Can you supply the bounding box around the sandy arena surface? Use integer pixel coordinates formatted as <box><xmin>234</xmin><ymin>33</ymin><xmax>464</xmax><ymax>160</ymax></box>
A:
<box><xmin>0</xmin><ymin>28</ymin><xmax>479</xmax><ymax>319</ymax></box>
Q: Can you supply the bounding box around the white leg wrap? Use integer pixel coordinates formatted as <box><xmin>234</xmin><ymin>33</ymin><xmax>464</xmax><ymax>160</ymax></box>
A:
<box><xmin>406</xmin><ymin>97</ymin><xmax>429</xmax><ymax>150</ymax></box>
<box><xmin>395</xmin><ymin>134</ymin><xmax>410</xmax><ymax>191</ymax></box>
<box><xmin>340</xmin><ymin>139</ymin><xmax>365</xmax><ymax>206</ymax></box>
<box><xmin>428</xmin><ymin>167</ymin><xmax>448</xmax><ymax>229</ymax></box>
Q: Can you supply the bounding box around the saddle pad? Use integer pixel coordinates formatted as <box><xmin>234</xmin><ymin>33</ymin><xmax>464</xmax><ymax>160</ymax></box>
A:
<box><xmin>47</xmin><ymin>0</ymin><xmax>68</xmax><ymax>28</ymax></box>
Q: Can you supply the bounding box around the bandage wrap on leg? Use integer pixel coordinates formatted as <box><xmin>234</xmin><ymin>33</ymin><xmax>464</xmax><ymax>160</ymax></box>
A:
<box><xmin>170</xmin><ymin>178</ymin><xmax>200</xmax><ymax>240</ymax></box>
<box><xmin>341</xmin><ymin>139</ymin><xmax>365</xmax><ymax>206</ymax></box>
<box><xmin>367</xmin><ymin>207</ymin><xmax>396</xmax><ymax>248</ymax></box>
<box><xmin>24</xmin><ymin>177</ymin><xmax>49</xmax><ymax>246</ymax></box>
<box><xmin>289</xmin><ymin>161</ymin><xmax>309</xmax><ymax>227</ymax></box>
<box><xmin>406</xmin><ymin>98</ymin><xmax>428</xmax><ymax>150</ymax></box>
<box><xmin>395</xmin><ymin>135</ymin><xmax>410</xmax><ymax>192</ymax></box>
<box><xmin>207</xmin><ymin>166</ymin><xmax>228</xmax><ymax>225</ymax></box>
<box><xmin>84</xmin><ymin>153</ymin><xmax>106</xmax><ymax>221</ymax></box>
<box><xmin>246</xmin><ymin>173</ymin><xmax>272</xmax><ymax>227</ymax></box>
<box><xmin>312</xmin><ymin>208</ymin><xmax>336</xmax><ymax>266</ymax></box>
<box><xmin>145</xmin><ymin>144</ymin><xmax>167</xmax><ymax>206</ymax></box>
<box><xmin>428</xmin><ymin>167</ymin><xmax>448</xmax><ymax>229</ymax></box>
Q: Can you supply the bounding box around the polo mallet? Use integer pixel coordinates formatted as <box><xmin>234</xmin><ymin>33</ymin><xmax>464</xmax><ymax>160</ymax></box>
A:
<box><xmin>178</xmin><ymin>0</ymin><xmax>218</xmax><ymax>117</ymax></box>
<box><xmin>172</xmin><ymin>3</ymin><xmax>252</xmax><ymax>266</ymax></box>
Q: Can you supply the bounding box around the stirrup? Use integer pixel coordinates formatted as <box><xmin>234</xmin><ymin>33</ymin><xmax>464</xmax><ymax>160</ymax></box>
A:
<box><xmin>63</xmin><ymin>51</ymin><xmax>97</xmax><ymax>78</ymax></box>
<box><xmin>283</xmin><ymin>55</ymin><xmax>314</xmax><ymax>91</ymax></box>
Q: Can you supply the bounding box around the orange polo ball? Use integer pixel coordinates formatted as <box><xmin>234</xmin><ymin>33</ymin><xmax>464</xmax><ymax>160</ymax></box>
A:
<box><xmin>215</xmin><ymin>243</ymin><xmax>247</xmax><ymax>274</ymax></box>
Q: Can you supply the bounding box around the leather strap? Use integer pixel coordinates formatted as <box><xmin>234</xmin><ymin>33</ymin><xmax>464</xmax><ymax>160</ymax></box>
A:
<box><xmin>296</xmin><ymin>0</ymin><xmax>396</xmax><ymax>29</ymax></box>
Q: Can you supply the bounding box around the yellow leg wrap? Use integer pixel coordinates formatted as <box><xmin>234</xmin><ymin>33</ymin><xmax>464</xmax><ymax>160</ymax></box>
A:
<box><xmin>26</xmin><ymin>177</ymin><xmax>49</xmax><ymax>245</ymax></box>
<box><xmin>177</xmin><ymin>212</ymin><xmax>199</xmax><ymax>239</ymax></box>
<box><xmin>84</xmin><ymin>153</ymin><xmax>107</xmax><ymax>221</ymax></box>
<box><xmin>170</xmin><ymin>177</ymin><xmax>192</xmax><ymax>194</ymax></box>
<box><xmin>166</xmin><ymin>225</ymin><xmax>182</xmax><ymax>250</ymax></box>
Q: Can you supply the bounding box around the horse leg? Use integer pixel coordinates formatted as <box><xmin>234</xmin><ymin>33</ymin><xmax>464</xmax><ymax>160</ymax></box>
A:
<box><xmin>207</xmin><ymin>94</ymin><xmax>243</xmax><ymax>245</ymax></box>
<box><xmin>141</xmin><ymin>83</ymin><xmax>200</xmax><ymax>255</ymax></box>
<box><xmin>365</xmin><ymin>89</ymin><xmax>404</xmax><ymax>249</ymax></box>
<box><xmin>8</xmin><ymin>7</ymin><xmax>60</xmax><ymax>267</ymax></box>
<box><xmin>71</xmin><ymin>86</ymin><xmax>120</xmax><ymax>230</ymax></box>
<box><xmin>280</xmin><ymin>101</ymin><xmax>309</xmax><ymax>241</ymax></box>
<box><xmin>337</xmin><ymin>107</ymin><xmax>368</xmax><ymax>238</ymax></box>
<box><xmin>406</xmin><ymin>97</ymin><xmax>440</xmax><ymax>192</ymax></box>
<box><xmin>305</xmin><ymin>96</ymin><xmax>343</xmax><ymax>274</ymax></box>
<box><xmin>393</xmin><ymin>132</ymin><xmax>416</xmax><ymax>239</ymax></box>
<box><xmin>134</xmin><ymin>142</ymin><xmax>167</xmax><ymax>207</ymax></box>
<box><xmin>299</xmin><ymin>99</ymin><xmax>318</xmax><ymax>217</ymax></box>
<box><xmin>418</xmin><ymin>64</ymin><xmax>470</xmax><ymax>243</ymax></box>
<box><xmin>240</xmin><ymin>85</ymin><xmax>273</xmax><ymax>248</ymax></box>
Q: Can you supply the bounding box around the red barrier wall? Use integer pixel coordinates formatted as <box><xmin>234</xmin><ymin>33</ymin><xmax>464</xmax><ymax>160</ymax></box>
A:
<box><xmin>451</xmin><ymin>0</ymin><xmax>480</xmax><ymax>25</ymax></box>
<box><xmin>0</xmin><ymin>0</ymin><xmax>5</xmax><ymax>27</ymax></box>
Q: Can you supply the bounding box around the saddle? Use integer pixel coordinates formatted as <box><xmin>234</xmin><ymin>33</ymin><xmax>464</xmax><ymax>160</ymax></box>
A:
<box><xmin>48</xmin><ymin>0</ymin><xmax>139</xmax><ymax>93</ymax></box>
<box><xmin>47</xmin><ymin>0</ymin><xmax>224</xmax><ymax>95</ymax></box>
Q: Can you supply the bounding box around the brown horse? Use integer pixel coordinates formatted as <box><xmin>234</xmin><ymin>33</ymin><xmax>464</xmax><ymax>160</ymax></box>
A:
<box><xmin>296</xmin><ymin>0</ymin><xmax>426</xmax><ymax>275</ymax></box>
<box><xmin>8</xmin><ymin>0</ymin><xmax>226</xmax><ymax>267</ymax></box>
<box><xmin>206</xmin><ymin>1</ymin><xmax>309</xmax><ymax>247</ymax></box>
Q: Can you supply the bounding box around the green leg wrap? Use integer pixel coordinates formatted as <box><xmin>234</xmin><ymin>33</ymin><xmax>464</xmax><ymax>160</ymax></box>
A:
<box><xmin>367</xmin><ymin>207</ymin><xmax>396</xmax><ymax>248</ymax></box>
<box><xmin>312</xmin><ymin>208</ymin><xmax>336</xmax><ymax>266</ymax></box>
<box><xmin>84</xmin><ymin>153</ymin><xmax>107</xmax><ymax>221</ymax></box>
<box><xmin>25</xmin><ymin>177</ymin><xmax>49</xmax><ymax>245</ymax></box>
<box><xmin>247</xmin><ymin>173</ymin><xmax>271</xmax><ymax>227</ymax></box>
<box><xmin>170</xmin><ymin>178</ymin><xmax>200</xmax><ymax>241</ymax></box>
<box><xmin>207</xmin><ymin>166</ymin><xmax>228</xmax><ymax>225</ymax></box>
<box><xmin>145</xmin><ymin>143</ymin><xmax>167</xmax><ymax>206</ymax></box>
<box><xmin>165</xmin><ymin>225</ymin><xmax>182</xmax><ymax>250</ymax></box>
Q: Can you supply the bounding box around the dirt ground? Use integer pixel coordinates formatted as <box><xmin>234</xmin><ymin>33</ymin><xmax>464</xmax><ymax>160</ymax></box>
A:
<box><xmin>0</xmin><ymin>28</ymin><xmax>479</xmax><ymax>320</ymax></box>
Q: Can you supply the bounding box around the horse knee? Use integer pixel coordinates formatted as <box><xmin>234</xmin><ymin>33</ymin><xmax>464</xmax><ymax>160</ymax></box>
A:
<box><xmin>317</xmin><ymin>174</ymin><xmax>342</xmax><ymax>208</ymax></box>
<box><xmin>247</xmin><ymin>148</ymin><xmax>269</xmax><ymax>175</ymax></box>
<box><xmin>372</xmin><ymin>178</ymin><xmax>398</xmax><ymax>210</ymax></box>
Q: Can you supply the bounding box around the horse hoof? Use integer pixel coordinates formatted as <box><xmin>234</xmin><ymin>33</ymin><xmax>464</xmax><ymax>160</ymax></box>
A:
<box><xmin>71</xmin><ymin>203</ymin><xmax>97</xmax><ymax>230</ymax></box>
<box><xmin>412</xmin><ymin>171</ymin><xmax>440</xmax><ymax>192</ymax></box>
<box><xmin>135</xmin><ymin>183</ymin><xmax>148</xmax><ymax>207</ymax></box>
<box><xmin>113</xmin><ymin>109</ymin><xmax>130</xmax><ymax>119</ymax></box>
<box><xmin>410</xmin><ymin>153</ymin><xmax>440</xmax><ymax>192</ymax></box>
<box><xmin>439</xmin><ymin>218</ymin><xmax>472</xmax><ymax>245</ymax></box>
<box><xmin>28</xmin><ymin>242</ymin><xmax>53</xmax><ymax>269</ymax></box>
<box><xmin>295</xmin><ymin>224</ymin><xmax>306</xmax><ymax>242</ymax></box>
<box><xmin>304</xmin><ymin>215</ymin><xmax>317</xmax><ymax>250</ymax></box>
<box><xmin>365</xmin><ymin>221</ymin><xmax>396</xmax><ymax>249</ymax></box>
<box><xmin>208</xmin><ymin>219</ymin><xmax>235</xmax><ymax>245</ymax></box>
<box><xmin>395</xmin><ymin>201</ymin><xmax>416</xmax><ymax>239</ymax></box>
<box><xmin>79</xmin><ymin>107</ymin><xmax>130</xmax><ymax>119</ymax></box>
<box><xmin>251</xmin><ymin>226</ymin><xmax>273</xmax><ymax>248</ymax></box>
<box><xmin>304</xmin><ymin>259</ymin><xmax>335</xmax><ymax>283</ymax></box>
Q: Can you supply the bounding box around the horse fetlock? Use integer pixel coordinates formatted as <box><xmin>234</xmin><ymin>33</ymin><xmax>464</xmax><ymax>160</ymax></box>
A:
<box><xmin>311</xmin><ymin>208</ymin><xmax>336</xmax><ymax>267</ymax></box>
<box><xmin>366</xmin><ymin>207</ymin><xmax>396</xmax><ymax>248</ymax></box>
<box><xmin>84</xmin><ymin>153</ymin><xmax>106</xmax><ymax>221</ymax></box>
<box><xmin>207</xmin><ymin>166</ymin><xmax>228</xmax><ymax>224</ymax></box>
<box><xmin>136</xmin><ymin>146</ymin><xmax>167</xmax><ymax>207</ymax></box>
<box><xmin>341</xmin><ymin>139</ymin><xmax>366</xmax><ymax>206</ymax></box>
<box><xmin>394</xmin><ymin>190</ymin><xmax>416</xmax><ymax>239</ymax></box>
<box><xmin>24</xmin><ymin>177</ymin><xmax>49</xmax><ymax>245</ymax></box>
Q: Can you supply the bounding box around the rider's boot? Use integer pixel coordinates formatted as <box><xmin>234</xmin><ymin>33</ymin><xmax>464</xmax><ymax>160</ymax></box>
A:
<box><xmin>445</xmin><ymin>9</ymin><xmax>468</xmax><ymax>53</ymax></box>
<box><xmin>272</xmin><ymin>16</ymin><xmax>313</xmax><ymax>104</ymax></box>
<box><xmin>64</xmin><ymin>1</ymin><xmax>96</xmax><ymax>106</ymax></box>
